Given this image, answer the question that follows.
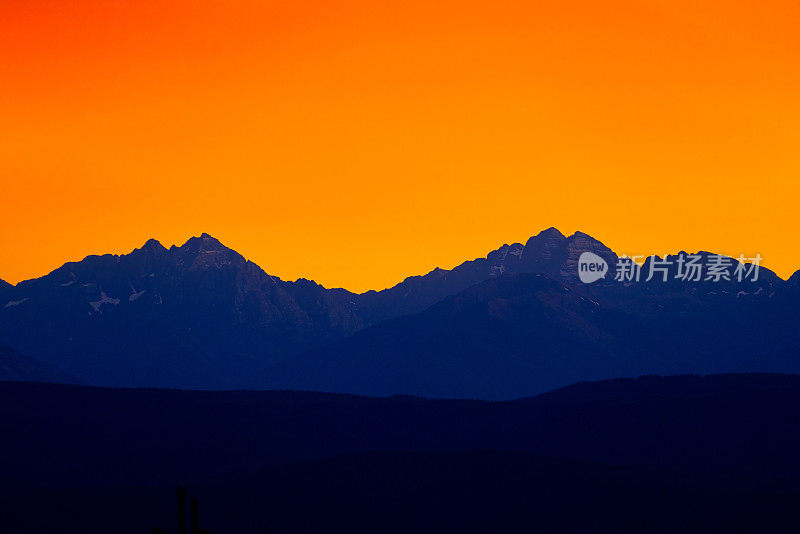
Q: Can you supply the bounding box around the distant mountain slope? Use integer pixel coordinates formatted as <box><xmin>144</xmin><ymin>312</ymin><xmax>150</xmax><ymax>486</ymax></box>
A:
<box><xmin>0</xmin><ymin>279</ymin><xmax>11</xmax><ymax>304</ymax></box>
<box><xmin>270</xmin><ymin>267</ymin><xmax>800</xmax><ymax>399</ymax></box>
<box><xmin>776</xmin><ymin>269</ymin><xmax>800</xmax><ymax>302</ymax></box>
<box><xmin>269</xmin><ymin>274</ymin><xmax>654</xmax><ymax>398</ymax></box>
<box><xmin>356</xmin><ymin>227</ymin><xmax>620</xmax><ymax>323</ymax></box>
<box><xmin>0</xmin><ymin>343</ymin><xmax>78</xmax><ymax>384</ymax></box>
<box><xmin>0</xmin><ymin>234</ymin><xmax>364</xmax><ymax>388</ymax></box>
<box><xmin>0</xmin><ymin>228</ymin><xmax>632</xmax><ymax>388</ymax></box>
<box><xmin>4</xmin><ymin>374</ymin><xmax>800</xmax><ymax>488</ymax></box>
<box><xmin>0</xmin><ymin>229</ymin><xmax>794</xmax><ymax>391</ymax></box>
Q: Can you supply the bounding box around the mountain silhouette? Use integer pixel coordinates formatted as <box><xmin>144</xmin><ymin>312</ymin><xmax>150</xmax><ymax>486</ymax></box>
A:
<box><xmin>268</xmin><ymin>266</ymin><xmax>798</xmax><ymax>398</ymax></box>
<box><xmin>0</xmin><ymin>229</ymin><xmax>796</xmax><ymax>393</ymax></box>
<box><xmin>355</xmin><ymin>227</ymin><xmax>620</xmax><ymax>322</ymax></box>
<box><xmin>0</xmin><ymin>233</ymin><xmax>364</xmax><ymax>388</ymax></box>
<box><xmin>268</xmin><ymin>273</ymin><xmax>650</xmax><ymax>398</ymax></box>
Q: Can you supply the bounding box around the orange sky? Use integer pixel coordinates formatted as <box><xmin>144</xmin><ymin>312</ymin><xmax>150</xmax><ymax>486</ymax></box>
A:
<box><xmin>1</xmin><ymin>0</ymin><xmax>799</xmax><ymax>291</ymax></box>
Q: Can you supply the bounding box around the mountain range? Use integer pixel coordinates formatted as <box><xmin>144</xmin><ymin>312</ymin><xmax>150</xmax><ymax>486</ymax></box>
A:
<box><xmin>1</xmin><ymin>228</ymin><xmax>798</xmax><ymax>397</ymax></box>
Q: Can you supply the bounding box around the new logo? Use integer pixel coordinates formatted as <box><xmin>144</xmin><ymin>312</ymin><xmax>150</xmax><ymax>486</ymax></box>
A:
<box><xmin>578</xmin><ymin>252</ymin><xmax>608</xmax><ymax>284</ymax></box>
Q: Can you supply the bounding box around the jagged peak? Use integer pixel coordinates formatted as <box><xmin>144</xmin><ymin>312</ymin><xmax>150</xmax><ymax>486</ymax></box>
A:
<box><xmin>489</xmin><ymin>242</ymin><xmax>523</xmax><ymax>255</ymax></box>
<box><xmin>138</xmin><ymin>238</ymin><xmax>166</xmax><ymax>252</ymax></box>
<box><xmin>524</xmin><ymin>227</ymin><xmax>566</xmax><ymax>248</ymax></box>
<box><xmin>179</xmin><ymin>233</ymin><xmax>230</xmax><ymax>252</ymax></box>
<box><xmin>568</xmin><ymin>230</ymin><xmax>598</xmax><ymax>240</ymax></box>
<box><xmin>293</xmin><ymin>277</ymin><xmax>320</xmax><ymax>287</ymax></box>
<box><xmin>564</xmin><ymin>231</ymin><xmax>616</xmax><ymax>254</ymax></box>
<box><xmin>171</xmin><ymin>233</ymin><xmax>248</xmax><ymax>272</ymax></box>
<box><xmin>537</xmin><ymin>226</ymin><xmax>566</xmax><ymax>239</ymax></box>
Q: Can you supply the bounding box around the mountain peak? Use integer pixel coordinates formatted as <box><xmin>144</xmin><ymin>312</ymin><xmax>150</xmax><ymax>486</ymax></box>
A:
<box><xmin>180</xmin><ymin>233</ymin><xmax>229</xmax><ymax>252</ymax></box>
<box><xmin>128</xmin><ymin>238</ymin><xmax>167</xmax><ymax>261</ymax></box>
<box><xmin>536</xmin><ymin>227</ymin><xmax>566</xmax><ymax>239</ymax></box>
<box><xmin>558</xmin><ymin>231</ymin><xmax>618</xmax><ymax>283</ymax></box>
<box><xmin>141</xmin><ymin>238</ymin><xmax>166</xmax><ymax>251</ymax></box>
<box><xmin>174</xmin><ymin>233</ymin><xmax>244</xmax><ymax>271</ymax></box>
<box><xmin>569</xmin><ymin>230</ymin><xmax>596</xmax><ymax>240</ymax></box>
<box><xmin>518</xmin><ymin>227</ymin><xmax>569</xmax><ymax>276</ymax></box>
<box><xmin>523</xmin><ymin>227</ymin><xmax>567</xmax><ymax>247</ymax></box>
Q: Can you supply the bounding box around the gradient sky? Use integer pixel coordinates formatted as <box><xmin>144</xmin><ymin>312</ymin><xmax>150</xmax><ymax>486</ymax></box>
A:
<box><xmin>2</xmin><ymin>0</ymin><xmax>799</xmax><ymax>291</ymax></box>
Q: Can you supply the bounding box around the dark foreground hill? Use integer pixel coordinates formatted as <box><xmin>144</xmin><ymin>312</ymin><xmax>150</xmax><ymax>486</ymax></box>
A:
<box><xmin>3</xmin><ymin>450</ymin><xmax>799</xmax><ymax>534</ymax></box>
<box><xmin>4</xmin><ymin>373</ymin><xmax>800</xmax><ymax>489</ymax></box>
<box><xmin>4</xmin><ymin>374</ymin><xmax>800</xmax><ymax>532</ymax></box>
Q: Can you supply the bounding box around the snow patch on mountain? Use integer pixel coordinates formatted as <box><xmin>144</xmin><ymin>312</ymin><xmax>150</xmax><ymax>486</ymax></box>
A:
<box><xmin>4</xmin><ymin>298</ymin><xmax>29</xmax><ymax>308</ymax></box>
<box><xmin>90</xmin><ymin>292</ymin><xmax>120</xmax><ymax>312</ymax></box>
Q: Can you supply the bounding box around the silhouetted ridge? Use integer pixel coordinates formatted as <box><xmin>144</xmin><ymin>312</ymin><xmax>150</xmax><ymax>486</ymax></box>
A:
<box><xmin>141</xmin><ymin>238</ymin><xmax>166</xmax><ymax>251</ymax></box>
<box><xmin>0</xmin><ymin>278</ymin><xmax>12</xmax><ymax>302</ymax></box>
<box><xmin>177</xmin><ymin>233</ymin><xmax>230</xmax><ymax>253</ymax></box>
<box><xmin>518</xmin><ymin>226</ymin><xmax>567</xmax><ymax>276</ymax></box>
<box><xmin>356</xmin><ymin>227</ymin><xmax>623</xmax><ymax>323</ymax></box>
<box><xmin>1</xmin><ymin>228</ymin><xmax>798</xmax><ymax>392</ymax></box>
<box><xmin>0</xmin><ymin>233</ymin><xmax>365</xmax><ymax>388</ymax></box>
<box><xmin>267</xmin><ymin>273</ymin><xmax>644</xmax><ymax>399</ymax></box>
